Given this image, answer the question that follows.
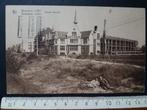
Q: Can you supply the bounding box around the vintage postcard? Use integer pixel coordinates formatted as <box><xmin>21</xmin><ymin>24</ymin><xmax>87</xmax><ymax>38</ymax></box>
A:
<box><xmin>6</xmin><ymin>6</ymin><xmax>145</xmax><ymax>94</ymax></box>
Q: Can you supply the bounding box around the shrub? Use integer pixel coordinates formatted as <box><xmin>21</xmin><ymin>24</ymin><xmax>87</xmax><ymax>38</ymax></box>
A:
<box><xmin>26</xmin><ymin>52</ymin><xmax>38</xmax><ymax>61</ymax></box>
<box><xmin>6</xmin><ymin>48</ymin><xmax>25</xmax><ymax>74</ymax></box>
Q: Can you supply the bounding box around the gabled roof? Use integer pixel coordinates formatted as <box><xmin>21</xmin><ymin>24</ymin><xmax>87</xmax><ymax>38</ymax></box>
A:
<box><xmin>55</xmin><ymin>31</ymin><xmax>68</xmax><ymax>39</ymax></box>
<box><xmin>46</xmin><ymin>27</ymin><xmax>53</xmax><ymax>34</ymax></box>
<box><xmin>81</xmin><ymin>31</ymin><xmax>91</xmax><ymax>39</ymax></box>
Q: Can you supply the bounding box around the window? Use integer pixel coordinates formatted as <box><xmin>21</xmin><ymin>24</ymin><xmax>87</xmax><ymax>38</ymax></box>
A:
<box><xmin>97</xmin><ymin>33</ymin><xmax>100</xmax><ymax>39</ymax></box>
<box><xmin>69</xmin><ymin>45</ymin><xmax>78</xmax><ymax>51</ymax></box>
<box><xmin>83</xmin><ymin>38</ymin><xmax>88</xmax><ymax>44</ymax></box>
<box><xmin>28</xmin><ymin>16</ymin><xmax>35</xmax><ymax>38</ymax></box>
<box><xmin>60</xmin><ymin>46</ymin><xmax>65</xmax><ymax>50</ymax></box>
<box><xmin>97</xmin><ymin>51</ymin><xmax>100</xmax><ymax>53</ymax></box>
<box><xmin>81</xmin><ymin>45</ymin><xmax>89</xmax><ymax>55</ymax></box>
<box><xmin>54</xmin><ymin>39</ymin><xmax>57</xmax><ymax>44</ymax></box>
<box><xmin>72</xmin><ymin>32</ymin><xmax>77</xmax><ymax>37</ymax></box>
<box><xmin>70</xmin><ymin>39</ymin><xmax>78</xmax><ymax>43</ymax></box>
<box><xmin>28</xmin><ymin>42</ymin><xmax>32</xmax><ymax>52</ymax></box>
<box><xmin>60</xmin><ymin>39</ymin><xmax>65</xmax><ymax>44</ymax></box>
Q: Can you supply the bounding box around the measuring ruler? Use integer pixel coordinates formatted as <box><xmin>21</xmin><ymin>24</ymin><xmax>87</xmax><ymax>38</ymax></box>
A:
<box><xmin>1</xmin><ymin>96</ymin><xmax>147</xmax><ymax>109</ymax></box>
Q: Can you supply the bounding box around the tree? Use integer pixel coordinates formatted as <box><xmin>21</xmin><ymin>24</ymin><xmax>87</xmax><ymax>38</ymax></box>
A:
<box><xmin>6</xmin><ymin>46</ymin><xmax>25</xmax><ymax>74</ymax></box>
<box><xmin>140</xmin><ymin>45</ymin><xmax>145</xmax><ymax>53</ymax></box>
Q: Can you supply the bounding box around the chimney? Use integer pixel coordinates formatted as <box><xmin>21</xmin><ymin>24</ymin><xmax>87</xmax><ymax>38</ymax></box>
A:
<box><xmin>94</xmin><ymin>25</ymin><xmax>98</xmax><ymax>33</ymax></box>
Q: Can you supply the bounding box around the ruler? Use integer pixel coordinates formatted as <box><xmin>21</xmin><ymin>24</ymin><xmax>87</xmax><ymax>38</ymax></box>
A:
<box><xmin>1</xmin><ymin>96</ymin><xmax>147</xmax><ymax>109</ymax></box>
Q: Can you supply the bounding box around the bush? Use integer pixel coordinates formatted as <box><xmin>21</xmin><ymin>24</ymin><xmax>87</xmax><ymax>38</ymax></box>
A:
<box><xmin>68</xmin><ymin>53</ymin><xmax>79</xmax><ymax>58</ymax></box>
<box><xmin>26</xmin><ymin>52</ymin><xmax>38</xmax><ymax>61</ymax></box>
<box><xmin>6</xmin><ymin>48</ymin><xmax>25</xmax><ymax>74</ymax></box>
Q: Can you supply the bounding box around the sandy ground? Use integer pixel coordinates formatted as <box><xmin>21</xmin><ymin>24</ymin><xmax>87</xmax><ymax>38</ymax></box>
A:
<box><xmin>7</xmin><ymin>57</ymin><xmax>145</xmax><ymax>94</ymax></box>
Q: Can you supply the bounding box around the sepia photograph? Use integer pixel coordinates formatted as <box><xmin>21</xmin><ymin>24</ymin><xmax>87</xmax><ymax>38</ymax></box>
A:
<box><xmin>6</xmin><ymin>5</ymin><xmax>145</xmax><ymax>94</ymax></box>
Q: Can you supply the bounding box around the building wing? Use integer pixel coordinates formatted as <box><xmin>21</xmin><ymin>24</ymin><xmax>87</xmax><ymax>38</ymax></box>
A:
<box><xmin>105</xmin><ymin>35</ymin><xmax>138</xmax><ymax>43</ymax></box>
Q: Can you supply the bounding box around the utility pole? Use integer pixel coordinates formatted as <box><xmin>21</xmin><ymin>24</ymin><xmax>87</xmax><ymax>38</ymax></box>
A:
<box><xmin>102</xmin><ymin>19</ymin><xmax>106</xmax><ymax>56</ymax></box>
<box><xmin>36</xmin><ymin>16</ymin><xmax>42</xmax><ymax>56</ymax></box>
<box><xmin>36</xmin><ymin>35</ymin><xmax>38</xmax><ymax>56</ymax></box>
<box><xmin>17</xmin><ymin>15</ymin><xmax>23</xmax><ymax>52</ymax></box>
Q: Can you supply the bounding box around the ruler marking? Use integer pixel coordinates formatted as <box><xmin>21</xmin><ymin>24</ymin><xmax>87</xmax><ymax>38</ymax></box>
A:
<box><xmin>1</xmin><ymin>96</ymin><xmax>147</xmax><ymax>109</ymax></box>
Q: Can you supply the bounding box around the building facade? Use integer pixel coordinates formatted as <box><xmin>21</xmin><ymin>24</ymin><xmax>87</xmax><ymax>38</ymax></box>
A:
<box><xmin>101</xmin><ymin>36</ymin><xmax>138</xmax><ymax>55</ymax></box>
<box><xmin>17</xmin><ymin>10</ymin><xmax>139</xmax><ymax>55</ymax></box>
<box><xmin>52</xmin><ymin>26</ymin><xmax>101</xmax><ymax>56</ymax></box>
<box><xmin>36</xmin><ymin>10</ymin><xmax>101</xmax><ymax>56</ymax></box>
<box><xmin>37</xmin><ymin>26</ymin><xmax>101</xmax><ymax>56</ymax></box>
<box><xmin>17</xmin><ymin>9</ymin><xmax>42</xmax><ymax>53</ymax></box>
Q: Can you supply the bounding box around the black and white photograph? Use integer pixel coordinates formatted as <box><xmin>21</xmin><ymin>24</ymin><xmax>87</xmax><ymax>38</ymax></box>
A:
<box><xmin>6</xmin><ymin>5</ymin><xmax>145</xmax><ymax>94</ymax></box>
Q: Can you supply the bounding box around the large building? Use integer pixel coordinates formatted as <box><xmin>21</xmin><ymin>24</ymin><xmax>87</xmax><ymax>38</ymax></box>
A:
<box><xmin>17</xmin><ymin>9</ymin><xmax>42</xmax><ymax>53</ymax></box>
<box><xmin>36</xmin><ymin>11</ymin><xmax>101</xmax><ymax>56</ymax></box>
<box><xmin>101</xmin><ymin>35</ymin><xmax>138</xmax><ymax>55</ymax></box>
<box><xmin>36</xmin><ymin>26</ymin><xmax>101</xmax><ymax>56</ymax></box>
<box><xmin>17</xmin><ymin>10</ymin><xmax>139</xmax><ymax>55</ymax></box>
<box><xmin>100</xmin><ymin>19</ymin><xmax>138</xmax><ymax>55</ymax></box>
<box><xmin>50</xmin><ymin>26</ymin><xmax>101</xmax><ymax>56</ymax></box>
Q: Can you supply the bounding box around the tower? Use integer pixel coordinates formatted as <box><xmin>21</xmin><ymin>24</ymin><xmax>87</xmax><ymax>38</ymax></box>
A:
<box><xmin>17</xmin><ymin>10</ymin><xmax>43</xmax><ymax>53</ymax></box>
<box><xmin>67</xmin><ymin>9</ymin><xmax>81</xmax><ymax>55</ymax></box>
<box><xmin>73</xmin><ymin>10</ymin><xmax>78</xmax><ymax>25</ymax></box>
<box><xmin>68</xmin><ymin>9</ymin><xmax>81</xmax><ymax>37</ymax></box>
<box><xmin>103</xmin><ymin>19</ymin><xmax>106</xmax><ymax>39</ymax></box>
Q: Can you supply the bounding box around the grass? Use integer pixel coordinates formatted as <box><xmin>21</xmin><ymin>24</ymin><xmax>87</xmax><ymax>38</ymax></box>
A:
<box><xmin>77</xmin><ymin>54</ymin><xmax>145</xmax><ymax>66</ymax></box>
<box><xmin>53</xmin><ymin>59</ymin><xmax>144</xmax><ymax>87</ymax></box>
<box><xmin>7</xmin><ymin>55</ymin><xmax>145</xmax><ymax>93</ymax></box>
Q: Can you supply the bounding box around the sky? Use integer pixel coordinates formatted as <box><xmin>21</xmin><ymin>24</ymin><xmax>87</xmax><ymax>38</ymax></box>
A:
<box><xmin>6</xmin><ymin>5</ymin><xmax>145</xmax><ymax>48</ymax></box>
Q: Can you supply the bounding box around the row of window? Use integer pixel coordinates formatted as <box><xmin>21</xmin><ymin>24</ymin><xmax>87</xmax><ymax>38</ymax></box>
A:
<box><xmin>106</xmin><ymin>47</ymin><xmax>135</xmax><ymax>51</ymax></box>
<box><xmin>69</xmin><ymin>45</ymin><xmax>78</xmax><ymax>51</ymax></box>
<box><xmin>106</xmin><ymin>40</ymin><xmax>137</xmax><ymax>46</ymax></box>
<box><xmin>59</xmin><ymin>38</ymin><xmax>100</xmax><ymax>44</ymax></box>
<box><xmin>62</xmin><ymin>32</ymin><xmax>100</xmax><ymax>39</ymax></box>
<box><xmin>60</xmin><ymin>39</ymin><xmax>79</xmax><ymax>44</ymax></box>
<box><xmin>58</xmin><ymin>39</ymin><xmax>99</xmax><ymax>44</ymax></box>
<box><xmin>28</xmin><ymin>42</ymin><xmax>33</xmax><ymax>52</ymax></box>
<box><xmin>60</xmin><ymin>46</ymin><xmax>65</xmax><ymax>50</ymax></box>
<box><xmin>60</xmin><ymin>45</ymin><xmax>78</xmax><ymax>51</ymax></box>
<box><xmin>60</xmin><ymin>39</ymin><xmax>78</xmax><ymax>44</ymax></box>
<box><xmin>70</xmin><ymin>39</ymin><xmax>78</xmax><ymax>43</ymax></box>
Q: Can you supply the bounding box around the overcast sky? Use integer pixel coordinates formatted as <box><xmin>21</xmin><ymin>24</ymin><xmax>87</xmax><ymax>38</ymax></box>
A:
<box><xmin>6</xmin><ymin>5</ymin><xmax>145</xmax><ymax>48</ymax></box>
